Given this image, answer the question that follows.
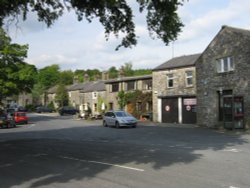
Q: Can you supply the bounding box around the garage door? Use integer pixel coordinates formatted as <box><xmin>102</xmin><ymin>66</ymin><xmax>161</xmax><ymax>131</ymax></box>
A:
<box><xmin>162</xmin><ymin>98</ymin><xmax>178</xmax><ymax>123</ymax></box>
<box><xmin>182</xmin><ymin>98</ymin><xmax>197</xmax><ymax>124</ymax></box>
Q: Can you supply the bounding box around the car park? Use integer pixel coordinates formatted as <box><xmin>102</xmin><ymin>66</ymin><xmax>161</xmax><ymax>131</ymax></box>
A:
<box><xmin>103</xmin><ymin>110</ymin><xmax>137</xmax><ymax>128</ymax></box>
<box><xmin>13</xmin><ymin>111</ymin><xmax>28</xmax><ymax>124</ymax></box>
<box><xmin>58</xmin><ymin>106</ymin><xmax>79</xmax><ymax>116</ymax></box>
<box><xmin>0</xmin><ymin>111</ymin><xmax>16</xmax><ymax>128</ymax></box>
<box><xmin>36</xmin><ymin>106</ymin><xmax>53</xmax><ymax>113</ymax></box>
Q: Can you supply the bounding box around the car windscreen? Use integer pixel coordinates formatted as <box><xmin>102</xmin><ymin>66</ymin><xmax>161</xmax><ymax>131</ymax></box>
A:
<box><xmin>115</xmin><ymin>112</ymin><xmax>129</xmax><ymax>117</ymax></box>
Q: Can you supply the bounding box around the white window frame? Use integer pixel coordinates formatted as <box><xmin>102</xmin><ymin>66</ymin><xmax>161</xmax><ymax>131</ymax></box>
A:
<box><xmin>167</xmin><ymin>74</ymin><xmax>174</xmax><ymax>88</ymax></box>
<box><xmin>92</xmin><ymin>92</ymin><xmax>97</xmax><ymax>99</ymax></box>
<box><xmin>185</xmin><ymin>71</ymin><xmax>193</xmax><ymax>87</ymax></box>
<box><xmin>217</xmin><ymin>57</ymin><xmax>234</xmax><ymax>73</ymax></box>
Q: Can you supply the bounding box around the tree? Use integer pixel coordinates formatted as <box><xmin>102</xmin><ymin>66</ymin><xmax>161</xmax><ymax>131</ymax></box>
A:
<box><xmin>108</xmin><ymin>66</ymin><xmax>118</xmax><ymax>79</ymax></box>
<box><xmin>1</xmin><ymin>0</ymin><xmax>185</xmax><ymax>50</ymax></box>
<box><xmin>122</xmin><ymin>62</ymin><xmax>134</xmax><ymax>77</ymax></box>
<box><xmin>55</xmin><ymin>84</ymin><xmax>69</xmax><ymax>107</ymax></box>
<box><xmin>60</xmin><ymin>70</ymin><xmax>74</xmax><ymax>85</ymax></box>
<box><xmin>0</xmin><ymin>28</ymin><xmax>36</xmax><ymax>103</ymax></box>
<box><xmin>37</xmin><ymin>64</ymin><xmax>60</xmax><ymax>89</ymax></box>
<box><xmin>117</xmin><ymin>90</ymin><xmax>126</xmax><ymax>110</ymax></box>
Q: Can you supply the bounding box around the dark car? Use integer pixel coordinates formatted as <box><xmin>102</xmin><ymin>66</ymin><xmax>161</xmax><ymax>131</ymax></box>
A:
<box><xmin>0</xmin><ymin>112</ymin><xmax>16</xmax><ymax>128</ymax></box>
<box><xmin>36</xmin><ymin>106</ymin><xmax>53</xmax><ymax>113</ymax></box>
<box><xmin>58</xmin><ymin>106</ymin><xmax>79</xmax><ymax>116</ymax></box>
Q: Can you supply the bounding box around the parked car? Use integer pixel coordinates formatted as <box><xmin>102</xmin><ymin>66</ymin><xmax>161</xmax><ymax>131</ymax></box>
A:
<box><xmin>13</xmin><ymin>111</ymin><xmax>28</xmax><ymax>124</ymax></box>
<box><xmin>0</xmin><ymin>112</ymin><xmax>16</xmax><ymax>128</ymax></box>
<box><xmin>36</xmin><ymin>106</ymin><xmax>53</xmax><ymax>113</ymax></box>
<box><xmin>103</xmin><ymin>110</ymin><xmax>137</xmax><ymax>128</ymax></box>
<box><xmin>58</xmin><ymin>106</ymin><xmax>79</xmax><ymax>116</ymax></box>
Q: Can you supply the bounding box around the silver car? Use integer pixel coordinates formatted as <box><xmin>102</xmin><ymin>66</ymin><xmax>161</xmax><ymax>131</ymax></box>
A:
<box><xmin>103</xmin><ymin>111</ymin><xmax>137</xmax><ymax>128</ymax></box>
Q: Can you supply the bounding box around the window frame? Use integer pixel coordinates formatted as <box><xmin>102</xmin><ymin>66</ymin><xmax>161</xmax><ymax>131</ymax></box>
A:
<box><xmin>185</xmin><ymin>70</ymin><xmax>193</xmax><ymax>87</ymax></box>
<box><xmin>216</xmin><ymin>56</ymin><xmax>234</xmax><ymax>73</ymax></box>
<box><xmin>111</xmin><ymin>83</ymin><xmax>119</xmax><ymax>92</ymax></box>
<box><xmin>167</xmin><ymin>73</ymin><xmax>174</xmax><ymax>88</ymax></box>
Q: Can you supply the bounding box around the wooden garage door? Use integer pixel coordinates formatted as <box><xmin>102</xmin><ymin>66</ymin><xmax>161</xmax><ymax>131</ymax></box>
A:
<box><xmin>162</xmin><ymin>98</ymin><xmax>178</xmax><ymax>123</ymax></box>
<box><xmin>182</xmin><ymin>98</ymin><xmax>197</xmax><ymax>124</ymax></box>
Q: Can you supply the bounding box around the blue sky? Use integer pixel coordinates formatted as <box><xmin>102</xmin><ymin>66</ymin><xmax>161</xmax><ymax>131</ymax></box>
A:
<box><xmin>5</xmin><ymin>0</ymin><xmax>250</xmax><ymax>71</ymax></box>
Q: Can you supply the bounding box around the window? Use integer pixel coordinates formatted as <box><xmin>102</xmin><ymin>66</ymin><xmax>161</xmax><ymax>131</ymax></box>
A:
<box><xmin>146</xmin><ymin>101</ymin><xmax>153</xmax><ymax>111</ymax></box>
<box><xmin>109</xmin><ymin>102</ymin><xmax>113</xmax><ymax>110</ymax></box>
<box><xmin>167</xmin><ymin>74</ymin><xmax>174</xmax><ymax>88</ymax></box>
<box><xmin>92</xmin><ymin>92</ymin><xmax>97</xmax><ymax>99</ymax></box>
<box><xmin>185</xmin><ymin>71</ymin><xmax>193</xmax><ymax>87</ymax></box>
<box><xmin>93</xmin><ymin>103</ymin><xmax>97</xmax><ymax>112</ymax></box>
<box><xmin>217</xmin><ymin>57</ymin><xmax>234</xmax><ymax>73</ymax></box>
<box><xmin>126</xmin><ymin>81</ymin><xmax>135</xmax><ymax>91</ymax></box>
<box><xmin>136</xmin><ymin>102</ymin><xmax>142</xmax><ymax>111</ymax></box>
<box><xmin>143</xmin><ymin>79</ymin><xmax>152</xmax><ymax>90</ymax></box>
<box><xmin>111</xmin><ymin>83</ymin><xmax>119</xmax><ymax>92</ymax></box>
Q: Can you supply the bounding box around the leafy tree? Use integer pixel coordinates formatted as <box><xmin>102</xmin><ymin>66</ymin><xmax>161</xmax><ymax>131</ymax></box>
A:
<box><xmin>117</xmin><ymin>90</ymin><xmax>126</xmax><ymax>110</ymax></box>
<box><xmin>37</xmin><ymin>64</ymin><xmax>60</xmax><ymax>89</ymax></box>
<box><xmin>122</xmin><ymin>62</ymin><xmax>134</xmax><ymax>77</ymax></box>
<box><xmin>0</xmin><ymin>28</ymin><xmax>36</xmax><ymax>103</ymax></box>
<box><xmin>55</xmin><ymin>84</ymin><xmax>69</xmax><ymax>107</ymax></box>
<box><xmin>1</xmin><ymin>0</ymin><xmax>185</xmax><ymax>50</ymax></box>
<box><xmin>134</xmin><ymin>69</ymin><xmax>152</xmax><ymax>76</ymax></box>
<box><xmin>60</xmin><ymin>70</ymin><xmax>74</xmax><ymax>85</ymax></box>
<box><xmin>108</xmin><ymin>66</ymin><xmax>118</xmax><ymax>79</ymax></box>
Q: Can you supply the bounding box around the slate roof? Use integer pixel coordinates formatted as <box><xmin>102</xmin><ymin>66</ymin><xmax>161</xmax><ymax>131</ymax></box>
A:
<box><xmin>153</xmin><ymin>54</ymin><xmax>201</xmax><ymax>71</ymax></box>
<box><xmin>80</xmin><ymin>81</ymin><xmax>106</xmax><ymax>93</ymax></box>
<box><xmin>105</xmin><ymin>75</ymin><xmax>152</xmax><ymax>84</ymax></box>
<box><xmin>221</xmin><ymin>25</ymin><xmax>250</xmax><ymax>36</ymax></box>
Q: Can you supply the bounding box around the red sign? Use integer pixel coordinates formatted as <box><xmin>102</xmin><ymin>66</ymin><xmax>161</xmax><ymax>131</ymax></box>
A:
<box><xmin>184</xmin><ymin>98</ymin><xmax>197</xmax><ymax>105</ymax></box>
<box><xmin>165</xmin><ymin>105</ymin><xmax>170</xmax><ymax>112</ymax></box>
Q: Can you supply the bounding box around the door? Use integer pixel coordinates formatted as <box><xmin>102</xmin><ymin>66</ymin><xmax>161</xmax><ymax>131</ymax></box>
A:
<box><xmin>182</xmin><ymin>98</ymin><xmax>197</xmax><ymax>124</ymax></box>
<box><xmin>162</xmin><ymin>98</ymin><xmax>178</xmax><ymax>123</ymax></box>
<box><xmin>223</xmin><ymin>96</ymin><xmax>244</xmax><ymax>129</ymax></box>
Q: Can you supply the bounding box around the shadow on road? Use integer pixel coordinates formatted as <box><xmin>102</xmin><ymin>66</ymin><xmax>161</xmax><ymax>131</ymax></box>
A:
<box><xmin>0</xmin><ymin>118</ymin><xmax>249</xmax><ymax>188</ymax></box>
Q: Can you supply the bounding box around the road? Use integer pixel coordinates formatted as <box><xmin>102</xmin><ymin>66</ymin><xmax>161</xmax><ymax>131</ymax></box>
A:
<box><xmin>0</xmin><ymin>113</ymin><xmax>250</xmax><ymax>188</ymax></box>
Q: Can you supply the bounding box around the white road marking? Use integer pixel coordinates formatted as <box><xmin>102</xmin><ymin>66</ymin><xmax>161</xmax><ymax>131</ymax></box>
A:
<box><xmin>59</xmin><ymin>156</ymin><xmax>144</xmax><ymax>172</ymax></box>
<box><xmin>229</xmin><ymin>186</ymin><xmax>240</xmax><ymax>188</ymax></box>
<box><xmin>223</xmin><ymin>148</ymin><xmax>241</xmax><ymax>153</ymax></box>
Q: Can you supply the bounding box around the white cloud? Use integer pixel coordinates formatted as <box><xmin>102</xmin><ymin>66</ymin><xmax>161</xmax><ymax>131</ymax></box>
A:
<box><xmin>179</xmin><ymin>0</ymin><xmax>250</xmax><ymax>42</ymax></box>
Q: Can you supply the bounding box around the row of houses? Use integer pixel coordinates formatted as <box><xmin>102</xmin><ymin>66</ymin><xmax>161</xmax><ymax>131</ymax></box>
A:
<box><xmin>4</xmin><ymin>25</ymin><xmax>250</xmax><ymax>130</ymax></box>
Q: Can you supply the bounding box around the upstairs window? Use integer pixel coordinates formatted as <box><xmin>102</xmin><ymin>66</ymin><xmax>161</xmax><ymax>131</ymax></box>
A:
<box><xmin>185</xmin><ymin>71</ymin><xmax>193</xmax><ymax>87</ymax></box>
<box><xmin>217</xmin><ymin>57</ymin><xmax>234</xmax><ymax>73</ymax></box>
<box><xmin>111</xmin><ymin>83</ymin><xmax>119</xmax><ymax>92</ymax></box>
<box><xmin>92</xmin><ymin>92</ymin><xmax>97</xmax><ymax>99</ymax></box>
<box><xmin>167</xmin><ymin>74</ymin><xmax>174</xmax><ymax>88</ymax></box>
<box><xmin>143</xmin><ymin>79</ymin><xmax>152</xmax><ymax>90</ymax></box>
<box><xmin>126</xmin><ymin>81</ymin><xmax>135</xmax><ymax>91</ymax></box>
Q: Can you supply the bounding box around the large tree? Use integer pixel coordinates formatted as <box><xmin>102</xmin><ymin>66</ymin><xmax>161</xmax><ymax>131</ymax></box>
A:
<box><xmin>0</xmin><ymin>28</ymin><xmax>36</xmax><ymax>103</ymax></box>
<box><xmin>0</xmin><ymin>0</ymin><xmax>185</xmax><ymax>50</ymax></box>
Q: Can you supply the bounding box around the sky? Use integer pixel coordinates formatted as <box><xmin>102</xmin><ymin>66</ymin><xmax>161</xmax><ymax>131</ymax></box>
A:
<box><xmin>5</xmin><ymin>0</ymin><xmax>250</xmax><ymax>71</ymax></box>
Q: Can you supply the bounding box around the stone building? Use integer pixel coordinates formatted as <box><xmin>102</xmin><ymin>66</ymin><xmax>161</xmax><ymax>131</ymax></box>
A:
<box><xmin>79</xmin><ymin>81</ymin><xmax>106</xmax><ymax>118</ymax></box>
<box><xmin>105</xmin><ymin>75</ymin><xmax>152</xmax><ymax>117</ymax></box>
<box><xmin>152</xmin><ymin>54</ymin><xmax>200</xmax><ymax>124</ymax></box>
<box><xmin>196</xmin><ymin>25</ymin><xmax>250</xmax><ymax>129</ymax></box>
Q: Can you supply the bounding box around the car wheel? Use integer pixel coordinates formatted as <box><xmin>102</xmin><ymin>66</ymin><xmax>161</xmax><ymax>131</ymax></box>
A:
<box><xmin>103</xmin><ymin>121</ymin><xmax>107</xmax><ymax>127</ymax></box>
<box><xmin>115</xmin><ymin>121</ymin><xmax>120</xmax><ymax>128</ymax></box>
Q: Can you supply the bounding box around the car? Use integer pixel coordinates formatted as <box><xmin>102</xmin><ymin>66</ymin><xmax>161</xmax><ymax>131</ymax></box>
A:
<box><xmin>36</xmin><ymin>106</ymin><xmax>53</xmax><ymax>113</ymax></box>
<box><xmin>0</xmin><ymin>111</ymin><xmax>16</xmax><ymax>128</ymax></box>
<box><xmin>103</xmin><ymin>110</ymin><xmax>137</xmax><ymax>128</ymax></box>
<box><xmin>13</xmin><ymin>111</ymin><xmax>28</xmax><ymax>124</ymax></box>
<box><xmin>58</xmin><ymin>106</ymin><xmax>79</xmax><ymax>116</ymax></box>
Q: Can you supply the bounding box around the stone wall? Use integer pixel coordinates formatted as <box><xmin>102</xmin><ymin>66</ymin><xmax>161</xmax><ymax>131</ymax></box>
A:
<box><xmin>196</xmin><ymin>27</ymin><xmax>250</xmax><ymax>129</ymax></box>
<box><xmin>152</xmin><ymin>66</ymin><xmax>196</xmax><ymax>122</ymax></box>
